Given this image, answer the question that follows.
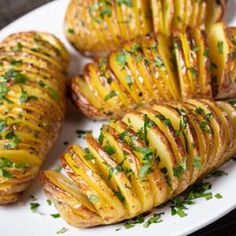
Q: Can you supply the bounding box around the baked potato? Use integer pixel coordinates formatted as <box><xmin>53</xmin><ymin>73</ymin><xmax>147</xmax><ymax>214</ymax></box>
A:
<box><xmin>42</xmin><ymin>99</ymin><xmax>236</xmax><ymax>228</ymax></box>
<box><xmin>64</xmin><ymin>0</ymin><xmax>226</xmax><ymax>56</ymax></box>
<box><xmin>0</xmin><ymin>32</ymin><xmax>69</xmax><ymax>204</ymax></box>
<box><xmin>71</xmin><ymin>23</ymin><xmax>236</xmax><ymax>120</ymax></box>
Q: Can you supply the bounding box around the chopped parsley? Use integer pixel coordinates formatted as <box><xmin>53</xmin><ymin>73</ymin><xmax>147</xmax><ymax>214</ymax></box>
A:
<box><xmin>193</xmin><ymin>156</ymin><xmax>202</xmax><ymax>169</ymax></box>
<box><xmin>203</xmin><ymin>49</ymin><xmax>209</xmax><ymax>57</ymax></box>
<box><xmin>88</xmin><ymin>194</ymin><xmax>100</xmax><ymax>203</ymax></box>
<box><xmin>155</xmin><ymin>114</ymin><xmax>172</xmax><ymax>127</ymax></box>
<box><xmin>134</xmin><ymin>146</ymin><xmax>154</xmax><ymax>177</ymax></box>
<box><xmin>10</xmin><ymin>59</ymin><xmax>23</xmax><ymax>65</ymax></box>
<box><xmin>217</xmin><ymin>41</ymin><xmax>224</xmax><ymax>54</ymax></box>
<box><xmin>67</xmin><ymin>28</ymin><xmax>75</xmax><ymax>34</ymax></box>
<box><xmin>116</xmin><ymin>52</ymin><xmax>127</xmax><ymax>69</ymax></box>
<box><xmin>47</xmin><ymin>199</ymin><xmax>52</xmax><ymax>206</ymax></box>
<box><xmin>199</xmin><ymin>121</ymin><xmax>211</xmax><ymax>133</ymax></box>
<box><xmin>4</xmin><ymin>131</ymin><xmax>20</xmax><ymax>149</ymax></box>
<box><xmin>143</xmin><ymin>213</ymin><xmax>163</xmax><ymax>228</ymax></box>
<box><xmin>104</xmin><ymin>90</ymin><xmax>118</xmax><ymax>101</ymax></box>
<box><xmin>11</xmin><ymin>42</ymin><xmax>23</xmax><ymax>52</ymax></box>
<box><xmin>76</xmin><ymin>129</ymin><xmax>92</xmax><ymax>138</ymax></box>
<box><xmin>84</xmin><ymin>148</ymin><xmax>95</xmax><ymax>161</ymax></box>
<box><xmin>116</xmin><ymin>0</ymin><xmax>133</xmax><ymax>7</ymax></box>
<box><xmin>138</xmin><ymin>114</ymin><xmax>155</xmax><ymax>145</ymax></box>
<box><xmin>114</xmin><ymin>189</ymin><xmax>125</xmax><ymax>203</ymax></box>
<box><xmin>56</xmin><ymin>227</ymin><xmax>68</xmax><ymax>234</ymax></box>
<box><xmin>38</xmin><ymin>80</ymin><xmax>60</xmax><ymax>101</ymax></box>
<box><xmin>98</xmin><ymin>131</ymin><xmax>104</xmax><ymax>144</ymax></box>
<box><xmin>206</xmin><ymin>170</ymin><xmax>228</xmax><ymax>178</ymax></box>
<box><xmin>125</xmin><ymin>75</ymin><xmax>133</xmax><ymax>87</ymax></box>
<box><xmin>124</xmin><ymin>214</ymin><xmax>145</xmax><ymax>229</ymax></box>
<box><xmin>171</xmin><ymin>181</ymin><xmax>213</xmax><ymax>217</ymax></box>
<box><xmin>215</xmin><ymin>193</ymin><xmax>223</xmax><ymax>199</ymax></box>
<box><xmin>154</xmin><ymin>56</ymin><xmax>166</xmax><ymax>71</ymax></box>
<box><xmin>30</xmin><ymin>202</ymin><xmax>40</xmax><ymax>213</ymax></box>
<box><xmin>103</xmin><ymin>143</ymin><xmax>116</xmax><ymax>155</ymax></box>
<box><xmin>19</xmin><ymin>90</ymin><xmax>38</xmax><ymax>104</ymax></box>
<box><xmin>173</xmin><ymin>159</ymin><xmax>187</xmax><ymax>177</ymax></box>
<box><xmin>0</xmin><ymin>157</ymin><xmax>27</xmax><ymax>179</ymax></box>
<box><xmin>188</xmin><ymin>67</ymin><xmax>197</xmax><ymax>79</ymax></box>
<box><xmin>50</xmin><ymin>213</ymin><xmax>60</xmax><ymax>218</ymax></box>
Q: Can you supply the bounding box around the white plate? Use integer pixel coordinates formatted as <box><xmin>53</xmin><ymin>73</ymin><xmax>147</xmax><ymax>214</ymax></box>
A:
<box><xmin>0</xmin><ymin>1</ymin><xmax>236</xmax><ymax>235</ymax></box>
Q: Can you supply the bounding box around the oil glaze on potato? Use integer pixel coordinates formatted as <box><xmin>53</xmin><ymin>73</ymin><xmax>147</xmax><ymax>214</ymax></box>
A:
<box><xmin>71</xmin><ymin>23</ymin><xmax>236</xmax><ymax>120</ymax></box>
<box><xmin>64</xmin><ymin>0</ymin><xmax>226</xmax><ymax>56</ymax></box>
<box><xmin>0</xmin><ymin>32</ymin><xmax>69</xmax><ymax>204</ymax></box>
<box><xmin>42</xmin><ymin>99</ymin><xmax>236</xmax><ymax>228</ymax></box>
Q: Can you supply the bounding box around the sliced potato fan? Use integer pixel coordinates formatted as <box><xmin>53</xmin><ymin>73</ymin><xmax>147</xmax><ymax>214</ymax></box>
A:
<box><xmin>0</xmin><ymin>32</ymin><xmax>69</xmax><ymax>204</ymax></box>
<box><xmin>71</xmin><ymin>23</ymin><xmax>236</xmax><ymax>120</ymax></box>
<box><xmin>65</xmin><ymin>0</ymin><xmax>226</xmax><ymax>55</ymax></box>
<box><xmin>42</xmin><ymin>99</ymin><xmax>236</xmax><ymax>228</ymax></box>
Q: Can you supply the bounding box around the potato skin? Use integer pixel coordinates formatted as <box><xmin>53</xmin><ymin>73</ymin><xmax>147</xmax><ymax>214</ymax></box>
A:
<box><xmin>42</xmin><ymin>99</ymin><xmax>236</xmax><ymax>228</ymax></box>
<box><xmin>64</xmin><ymin>0</ymin><xmax>226</xmax><ymax>56</ymax></box>
<box><xmin>0</xmin><ymin>32</ymin><xmax>69</xmax><ymax>204</ymax></box>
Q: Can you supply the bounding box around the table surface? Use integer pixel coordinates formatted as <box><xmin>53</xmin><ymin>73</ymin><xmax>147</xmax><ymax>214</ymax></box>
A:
<box><xmin>0</xmin><ymin>0</ymin><xmax>236</xmax><ymax>235</ymax></box>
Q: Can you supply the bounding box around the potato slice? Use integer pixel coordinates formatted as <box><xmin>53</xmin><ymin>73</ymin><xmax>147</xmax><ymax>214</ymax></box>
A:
<box><xmin>71</xmin><ymin>76</ymin><xmax>105</xmax><ymax>119</ymax></box>
<box><xmin>153</xmin><ymin>104</ymin><xmax>199</xmax><ymax>188</ymax></box>
<box><xmin>190</xmin><ymin>0</ymin><xmax>200</xmax><ymax>27</ymax></box>
<box><xmin>100</xmin><ymin>125</ymin><xmax>154</xmax><ymax>212</ymax></box>
<box><xmin>196</xmin><ymin>1</ymin><xmax>206</xmax><ymax>28</ymax></box>
<box><xmin>179</xmin><ymin>29</ymin><xmax>200</xmax><ymax>97</ymax></box>
<box><xmin>42</xmin><ymin>170</ymin><xmax>103</xmax><ymax>228</ymax></box>
<box><xmin>139</xmin><ymin>108</ymin><xmax>189</xmax><ymax>194</ymax></box>
<box><xmin>123</xmin><ymin>111</ymin><xmax>178</xmax><ymax>194</ymax></box>
<box><xmin>205</xmin><ymin>0</ymin><xmax>226</xmax><ymax>30</ymax></box>
<box><xmin>85</xmin><ymin>134</ymin><xmax>141</xmax><ymax>217</ymax></box>
<box><xmin>0</xmin><ymin>193</ymin><xmax>19</xmax><ymax>204</ymax></box>
<box><xmin>216</xmin><ymin>101</ymin><xmax>236</xmax><ymax>161</ymax></box>
<box><xmin>151</xmin><ymin>0</ymin><xmax>164</xmax><ymax>33</ymax></box>
<box><xmin>109</xmin><ymin>51</ymin><xmax>141</xmax><ymax>103</ymax></box>
<box><xmin>157</xmin><ymin>34</ymin><xmax>180</xmax><ymax>100</ymax></box>
<box><xmin>138</xmin><ymin>0</ymin><xmax>153</xmax><ymax>35</ymax></box>
<box><xmin>110</xmin><ymin>120</ymin><xmax>170</xmax><ymax>206</ymax></box>
<box><xmin>179</xmin><ymin>102</ymin><xmax>209</xmax><ymax>176</ymax></box>
<box><xmin>173</xmin><ymin>0</ymin><xmax>185</xmax><ymax>31</ymax></box>
<box><xmin>201</xmin><ymin>99</ymin><xmax>233</xmax><ymax>164</ymax></box>
<box><xmin>173</xmin><ymin>34</ymin><xmax>193</xmax><ymax>99</ymax></box>
<box><xmin>139</xmin><ymin>36</ymin><xmax>168</xmax><ymax>101</ymax></box>
<box><xmin>208</xmin><ymin>22</ymin><xmax>234</xmax><ymax>98</ymax></box>
<box><xmin>61</xmin><ymin>146</ymin><xmax>126</xmax><ymax>222</ymax></box>
<box><xmin>162</xmin><ymin>0</ymin><xmax>174</xmax><ymax>37</ymax></box>
<box><xmin>187</xmin><ymin>99</ymin><xmax>225</xmax><ymax>173</ymax></box>
<box><xmin>123</xmin><ymin>41</ymin><xmax>154</xmax><ymax>103</ymax></box>
<box><xmin>85</xmin><ymin>63</ymin><xmax>121</xmax><ymax>108</ymax></box>
<box><xmin>191</xmin><ymin>28</ymin><xmax>212</xmax><ymax>98</ymax></box>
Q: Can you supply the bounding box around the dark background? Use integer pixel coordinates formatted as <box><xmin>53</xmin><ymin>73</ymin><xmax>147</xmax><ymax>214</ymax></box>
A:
<box><xmin>0</xmin><ymin>0</ymin><xmax>236</xmax><ymax>235</ymax></box>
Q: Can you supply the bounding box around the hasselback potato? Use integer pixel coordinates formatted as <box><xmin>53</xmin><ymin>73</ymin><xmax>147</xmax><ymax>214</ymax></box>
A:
<box><xmin>64</xmin><ymin>0</ymin><xmax>226</xmax><ymax>56</ymax></box>
<box><xmin>42</xmin><ymin>99</ymin><xmax>236</xmax><ymax>228</ymax></box>
<box><xmin>0</xmin><ymin>32</ymin><xmax>69</xmax><ymax>204</ymax></box>
<box><xmin>71</xmin><ymin>22</ymin><xmax>236</xmax><ymax>120</ymax></box>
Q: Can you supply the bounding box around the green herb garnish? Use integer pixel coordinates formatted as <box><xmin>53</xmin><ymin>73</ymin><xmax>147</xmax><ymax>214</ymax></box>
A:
<box><xmin>116</xmin><ymin>0</ymin><xmax>133</xmax><ymax>7</ymax></box>
<box><xmin>217</xmin><ymin>41</ymin><xmax>224</xmax><ymax>54</ymax></box>
<box><xmin>30</xmin><ymin>202</ymin><xmax>40</xmax><ymax>213</ymax></box>
<box><xmin>104</xmin><ymin>90</ymin><xmax>118</xmax><ymax>101</ymax></box>
<box><xmin>56</xmin><ymin>227</ymin><xmax>68</xmax><ymax>234</ymax></box>
<box><xmin>51</xmin><ymin>213</ymin><xmax>60</xmax><ymax>218</ymax></box>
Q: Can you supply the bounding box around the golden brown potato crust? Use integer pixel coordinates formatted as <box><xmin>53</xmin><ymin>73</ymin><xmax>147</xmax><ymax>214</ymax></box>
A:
<box><xmin>42</xmin><ymin>99</ymin><xmax>236</xmax><ymax>228</ymax></box>
<box><xmin>64</xmin><ymin>0</ymin><xmax>226</xmax><ymax>56</ymax></box>
<box><xmin>0</xmin><ymin>32</ymin><xmax>69</xmax><ymax>204</ymax></box>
